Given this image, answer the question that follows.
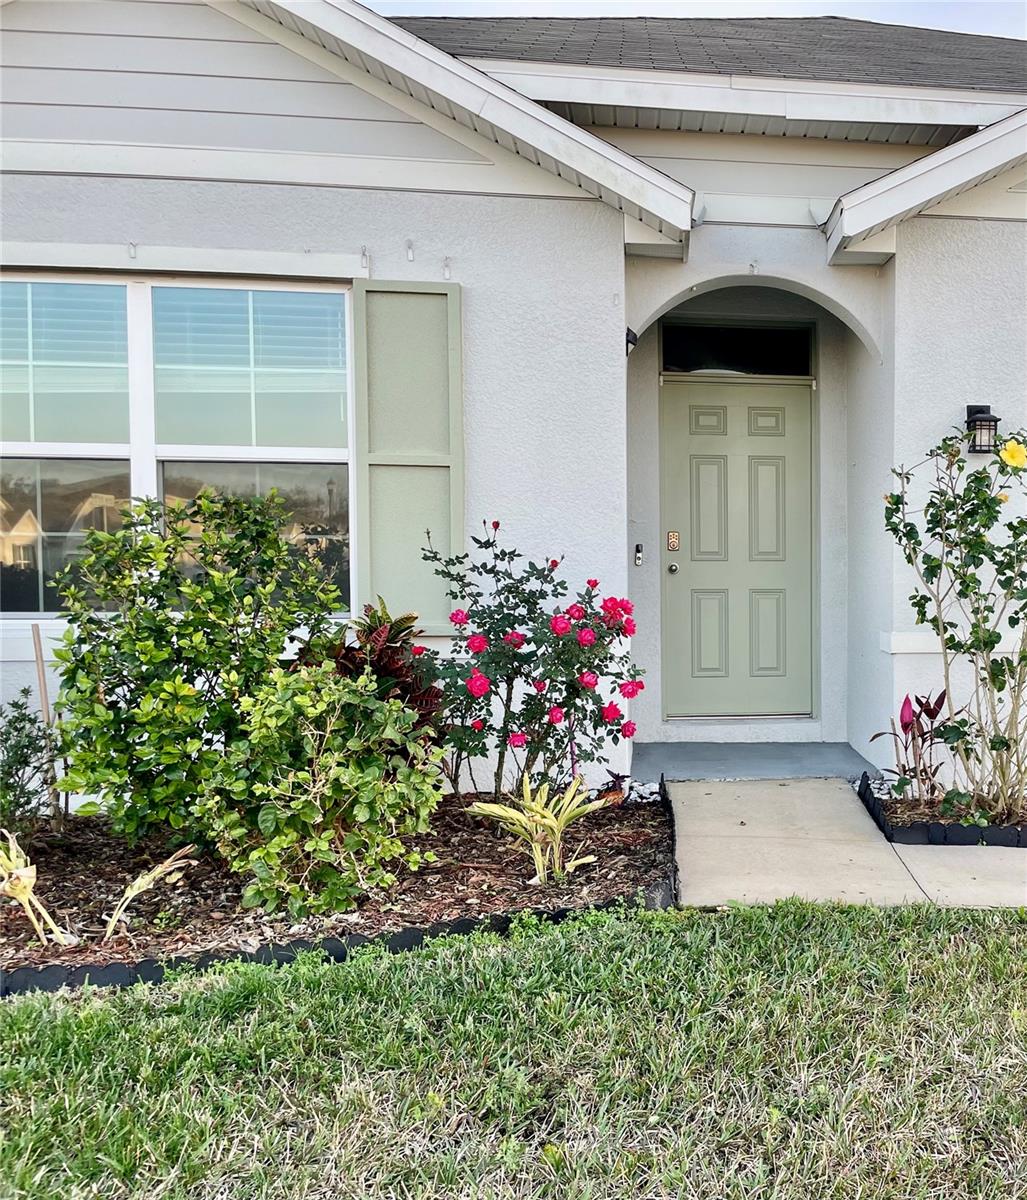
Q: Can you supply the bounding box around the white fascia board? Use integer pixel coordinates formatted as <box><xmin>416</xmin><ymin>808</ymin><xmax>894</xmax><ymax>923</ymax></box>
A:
<box><xmin>231</xmin><ymin>0</ymin><xmax>693</xmax><ymax>241</ymax></box>
<box><xmin>826</xmin><ymin>108</ymin><xmax>1027</xmax><ymax>261</ymax></box>
<box><xmin>468</xmin><ymin>58</ymin><xmax>1027</xmax><ymax>133</ymax></box>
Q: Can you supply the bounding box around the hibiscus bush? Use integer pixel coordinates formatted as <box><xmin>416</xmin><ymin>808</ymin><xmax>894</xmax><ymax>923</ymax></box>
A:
<box><xmin>422</xmin><ymin>522</ymin><xmax>642</xmax><ymax>798</ymax></box>
<box><xmin>884</xmin><ymin>430</ymin><xmax>1027</xmax><ymax>825</ymax></box>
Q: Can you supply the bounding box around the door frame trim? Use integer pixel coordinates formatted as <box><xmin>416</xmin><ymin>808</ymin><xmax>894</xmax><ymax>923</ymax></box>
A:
<box><xmin>658</xmin><ymin>375</ymin><xmax>820</xmax><ymax>721</ymax></box>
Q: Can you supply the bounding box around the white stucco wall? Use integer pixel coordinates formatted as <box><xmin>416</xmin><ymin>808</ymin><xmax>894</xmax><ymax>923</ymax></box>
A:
<box><xmin>0</xmin><ymin>176</ymin><xmax>630</xmax><ymax>781</ymax></box>
<box><xmin>884</xmin><ymin>216</ymin><xmax>1027</xmax><ymax>756</ymax></box>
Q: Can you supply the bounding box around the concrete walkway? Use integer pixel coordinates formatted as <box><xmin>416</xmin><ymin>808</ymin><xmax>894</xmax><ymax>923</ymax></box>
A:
<box><xmin>670</xmin><ymin>778</ymin><xmax>1027</xmax><ymax>908</ymax></box>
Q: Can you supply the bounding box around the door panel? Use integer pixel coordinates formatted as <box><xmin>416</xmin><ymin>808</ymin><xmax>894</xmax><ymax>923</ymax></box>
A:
<box><xmin>661</xmin><ymin>380</ymin><xmax>813</xmax><ymax>717</ymax></box>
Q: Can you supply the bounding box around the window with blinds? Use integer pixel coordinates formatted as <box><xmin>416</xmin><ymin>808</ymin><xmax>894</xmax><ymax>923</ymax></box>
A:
<box><xmin>0</xmin><ymin>281</ymin><xmax>129</xmax><ymax>443</ymax></box>
<box><xmin>152</xmin><ymin>287</ymin><xmax>347</xmax><ymax>448</ymax></box>
<box><xmin>1</xmin><ymin>278</ymin><xmax>351</xmax><ymax>614</ymax></box>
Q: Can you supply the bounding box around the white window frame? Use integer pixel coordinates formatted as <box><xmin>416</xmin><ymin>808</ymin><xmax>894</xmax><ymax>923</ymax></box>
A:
<box><xmin>1</xmin><ymin>271</ymin><xmax>356</xmax><ymax>619</ymax></box>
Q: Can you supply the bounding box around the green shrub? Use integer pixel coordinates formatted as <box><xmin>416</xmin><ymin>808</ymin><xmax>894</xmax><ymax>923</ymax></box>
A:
<box><xmin>55</xmin><ymin>492</ymin><xmax>341</xmax><ymax>838</ymax></box>
<box><xmin>0</xmin><ymin>689</ymin><xmax>57</xmax><ymax>836</ymax></box>
<box><xmin>198</xmin><ymin>663</ymin><xmax>443</xmax><ymax>915</ymax></box>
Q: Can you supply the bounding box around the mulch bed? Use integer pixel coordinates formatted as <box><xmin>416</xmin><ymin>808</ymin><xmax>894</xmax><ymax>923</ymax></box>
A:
<box><xmin>856</xmin><ymin>772</ymin><xmax>1025</xmax><ymax>847</ymax></box>
<box><xmin>1</xmin><ymin>794</ymin><xmax>673</xmax><ymax>972</ymax></box>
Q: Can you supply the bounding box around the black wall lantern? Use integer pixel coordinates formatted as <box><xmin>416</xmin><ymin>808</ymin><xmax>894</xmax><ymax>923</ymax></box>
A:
<box><xmin>966</xmin><ymin>405</ymin><xmax>1000</xmax><ymax>454</ymax></box>
<box><xmin>626</xmin><ymin>327</ymin><xmax>638</xmax><ymax>356</ymax></box>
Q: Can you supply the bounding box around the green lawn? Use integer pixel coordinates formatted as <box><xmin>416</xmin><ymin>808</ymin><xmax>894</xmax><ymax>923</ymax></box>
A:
<box><xmin>2</xmin><ymin>903</ymin><xmax>1025</xmax><ymax>1200</ymax></box>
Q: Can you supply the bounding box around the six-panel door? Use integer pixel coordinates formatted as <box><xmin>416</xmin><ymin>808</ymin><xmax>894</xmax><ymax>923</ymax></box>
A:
<box><xmin>660</xmin><ymin>380</ymin><xmax>813</xmax><ymax>717</ymax></box>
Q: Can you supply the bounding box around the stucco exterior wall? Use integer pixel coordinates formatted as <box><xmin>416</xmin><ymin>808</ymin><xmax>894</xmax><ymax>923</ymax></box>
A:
<box><xmin>0</xmin><ymin>176</ymin><xmax>629</xmax><ymax>776</ymax></box>
<box><xmin>885</xmin><ymin>216</ymin><xmax>1027</xmax><ymax>749</ymax></box>
<box><xmin>845</xmin><ymin>260</ymin><xmax>897</xmax><ymax>766</ymax></box>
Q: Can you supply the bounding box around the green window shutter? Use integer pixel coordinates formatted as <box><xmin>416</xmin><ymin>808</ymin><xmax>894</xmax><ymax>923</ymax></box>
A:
<box><xmin>352</xmin><ymin>280</ymin><xmax>463</xmax><ymax>633</ymax></box>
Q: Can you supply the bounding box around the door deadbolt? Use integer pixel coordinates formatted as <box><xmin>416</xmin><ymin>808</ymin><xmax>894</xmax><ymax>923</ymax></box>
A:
<box><xmin>668</xmin><ymin>563</ymin><xmax>680</xmax><ymax>574</ymax></box>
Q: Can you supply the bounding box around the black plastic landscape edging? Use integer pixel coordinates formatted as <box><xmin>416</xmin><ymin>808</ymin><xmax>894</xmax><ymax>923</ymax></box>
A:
<box><xmin>857</xmin><ymin>772</ymin><xmax>1025</xmax><ymax>848</ymax></box>
<box><xmin>2</xmin><ymin>869</ymin><xmax>678</xmax><ymax>1000</ymax></box>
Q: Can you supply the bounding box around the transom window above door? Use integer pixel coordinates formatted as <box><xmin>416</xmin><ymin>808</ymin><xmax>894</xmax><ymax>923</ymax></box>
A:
<box><xmin>1</xmin><ymin>277</ymin><xmax>351</xmax><ymax>614</ymax></box>
<box><xmin>662</xmin><ymin>323</ymin><xmax>812</xmax><ymax>377</ymax></box>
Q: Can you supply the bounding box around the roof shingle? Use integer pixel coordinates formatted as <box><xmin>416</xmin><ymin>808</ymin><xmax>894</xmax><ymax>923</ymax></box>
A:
<box><xmin>390</xmin><ymin>16</ymin><xmax>1027</xmax><ymax>94</ymax></box>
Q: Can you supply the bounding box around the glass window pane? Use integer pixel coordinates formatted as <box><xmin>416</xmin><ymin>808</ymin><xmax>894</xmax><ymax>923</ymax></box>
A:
<box><xmin>32</xmin><ymin>364</ymin><xmax>131</xmax><ymax>442</ymax></box>
<box><xmin>0</xmin><ymin>458</ymin><xmax>129</xmax><ymax>612</ymax></box>
<box><xmin>153</xmin><ymin>287</ymin><xmax>346</xmax><ymax>448</ymax></box>
<box><xmin>153</xmin><ymin>287</ymin><xmax>249</xmax><ymax>367</ymax></box>
<box><xmin>662</xmin><ymin>324</ymin><xmax>811</xmax><ymax>375</ymax></box>
<box><xmin>0</xmin><ymin>363</ymin><xmax>31</xmax><ymax>442</ymax></box>
<box><xmin>0</xmin><ymin>281</ymin><xmax>129</xmax><ymax>443</ymax></box>
<box><xmin>154</xmin><ymin>367</ymin><xmax>252</xmax><ymax>445</ymax></box>
<box><xmin>31</xmin><ymin>283</ymin><xmax>128</xmax><ymax>365</ymax></box>
<box><xmin>161</xmin><ymin>460</ymin><xmax>350</xmax><ymax>605</ymax></box>
<box><xmin>255</xmin><ymin>370</ymin><xmax>345</xmax><ymax>448</ymax></box>
<box><xmin>42</xmin><ymin>534</ymin><xmax>87</xmax><ymax>612</ymax></box>
<box><xmin>0</xmin><ymin>283</ymin><xmax>29</xmax><ymax>361</ymax></box>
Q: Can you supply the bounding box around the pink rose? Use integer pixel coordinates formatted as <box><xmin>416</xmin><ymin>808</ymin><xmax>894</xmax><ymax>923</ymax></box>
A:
<box><xmin>618</xmin><ymin>680</ymin><xmax>644</xmax><ymax>699</ymax></box>
<box><xmin>618</xmin><ymin>598</ymin><xmax>634</xmax><ymax>616</ymax></box>
<box><xmin>576</xmin><ymin>627</ymin><xmax>596</xmax><ymax>647</ymax></box>
<box><xmin>623</xmin><ymin>617</ymin><xmax>637</xmax><ymax>637</ymax></box>
<box><xmin>410</xmin><ymin>645</ymin><xmax>426</xmax><ymax>657</ymax></box>
<box><xmin>465</xmin><ymin>670</ymin><xmax>491</xmax><ymax>698</ymax></box>
<box><xmin>491</xmin><ymin>520</ymin><xmax>500</xmax><ymax>530</ymax></box>
<box><xmin>578</xmin><ymin>671</ymin><xmax>599</xmax><ymax>689</ymax></box>
<box><xmin>601</xmin><ymin>701</ymin><xmax>622</xmax><ymax>723</ymax></box>
<box><xmin>532</xmin><ymin>680</ymin><xmax>547</xmax><ymax>693</ymax></box>
<box><xmin>450</xmin><ymin>609</ymin><xmax>469</xmax><ymax>626</ymax></box>
<box><xmin>503</xmin><ymin>630</ymin><xmax>526</xmax><ymax>648</ymax></box>
<box><xmin>600</xmin><ymin>597</ymin><xmax>622</xmax><ymax>621</ymax></box>
<box><xmin>508</xmin><ymin>731</ymin><xmax>527</xmax><ymax>748</ymax></box>
<box><xmin>587</xmin><ymin>578</ymin><xmax>599</xmax><ymax>589</ymax></box>
<box><xmin>549</xmin><ymin>558</ymin><xmax>560</xmax><ymax>570</ymax></box>
<box><xmin>471</xmin><ymin>719</ymin><xmax>485</xmax><ymax>732</ymax></box>
<box><xmin>550</xmin><ymin>614</ymin><xmax>572</xmax><ymax>636</ymax></box>
<box><xmin>620</xmin><ymin>720</ymin><xmax>637</xmax><ymax>738</ymax></box>
<box><xmin>467</xmin><ymin>633</ymin><xmax>489</xmax><ymax>653</ymax></box>
<box><xmin>565</xmin><ymin>603</ymin><xmax>585</xmax><ymax>621</ymax></box>
<box><xmin>548</xmin><ymin>706</ymin><xmax>565</xmax><ymax>725</ymax></box>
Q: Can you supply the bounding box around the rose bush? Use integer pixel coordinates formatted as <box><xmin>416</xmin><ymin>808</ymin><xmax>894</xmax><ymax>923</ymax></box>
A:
<box><xmin>422</xmin><ymin>522</ymin><xmax>642</xmax><ymax>797</ymax></box>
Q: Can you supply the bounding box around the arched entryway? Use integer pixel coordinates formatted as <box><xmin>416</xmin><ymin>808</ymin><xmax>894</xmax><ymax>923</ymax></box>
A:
<box><xmin>626</xmin><ymin>282</ymin><xmax>890</xmax><ymax>752</ymax></box>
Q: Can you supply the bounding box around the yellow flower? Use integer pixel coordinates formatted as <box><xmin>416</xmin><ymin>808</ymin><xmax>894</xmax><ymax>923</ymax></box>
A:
<box><xmin>998</xmin><ymin>493</ymin><xmax>1010</xmax><ymax>504</ymax></box>
<box><xmin>999</xmin><ymin>439</ymin><xmax>1027</xmax><ymax>469</ymax></box>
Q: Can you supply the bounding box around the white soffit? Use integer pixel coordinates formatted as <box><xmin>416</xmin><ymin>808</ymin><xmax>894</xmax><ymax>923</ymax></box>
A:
<box><xmin>467</xmin><ymin>59</ymin><xmax>1027</xmax><ymax>148</ymax></box>
<box><xmin>826</xmin><ymin>108</ymin><xmax>1027</xmax><ymax>263</ymax></box>
<box><xmin>224</xmin><ymin>0</ymin><xmax>694</xmax><ymax>244</ymax></box>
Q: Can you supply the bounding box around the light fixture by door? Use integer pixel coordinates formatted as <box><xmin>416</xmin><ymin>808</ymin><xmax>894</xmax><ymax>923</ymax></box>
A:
<box><xmin>966</xmin><ymin>405</ymin><xmax>1000</xmax><ymax>454</ymax></box>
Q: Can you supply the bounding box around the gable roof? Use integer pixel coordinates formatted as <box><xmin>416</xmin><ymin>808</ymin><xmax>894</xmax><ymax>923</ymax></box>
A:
<box><xmin>224</xmin><ymin>0</ymin><xmax>693</xmax><ymax>243</ymax></box>
<box><xmin>826</xmin><ymin>107</ymin><xmax>1027</xmax><ymax>260</ymax></box>
<box><xmin>391</xmin><ymin>16</ymin><xmax>1027</xmax><ymax>95</ymax></box>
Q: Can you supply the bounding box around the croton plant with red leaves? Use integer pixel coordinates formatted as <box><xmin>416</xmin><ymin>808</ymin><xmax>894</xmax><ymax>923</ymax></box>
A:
<box><xmin>421</xmin><ymin>522</ymin><xmax>643</xmax><ymax>799</ymax></box>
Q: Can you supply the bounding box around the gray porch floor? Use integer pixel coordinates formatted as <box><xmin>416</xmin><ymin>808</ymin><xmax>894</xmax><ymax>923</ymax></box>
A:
<box><xmin>632</xmin><ymin>740</ymin><xmax>877</xmax><ymax>782</ymax></box>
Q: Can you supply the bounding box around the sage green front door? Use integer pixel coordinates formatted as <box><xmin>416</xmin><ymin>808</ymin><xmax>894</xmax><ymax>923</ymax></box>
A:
<box><xmin>660</xmin><ymin>380</ymin><xmax>813</xmax><ymax>717</ymax></box>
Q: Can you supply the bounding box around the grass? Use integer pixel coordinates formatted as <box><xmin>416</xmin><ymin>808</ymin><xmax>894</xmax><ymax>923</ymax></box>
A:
<box><xmin>1</xmin><ymin>903</ymin><xmax>1025</xmax><ymax>1200</ymax></box>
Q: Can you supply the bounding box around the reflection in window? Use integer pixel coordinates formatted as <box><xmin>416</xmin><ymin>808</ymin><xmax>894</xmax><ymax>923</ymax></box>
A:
<box><xmin>161</xmin><ymin>461</ymin><xmax>350</xmax><ymax>605</ymax></box>
<box><xmin>0</xmin><ymin>458</ymin><xmax>130</xmax><ymax>611</ymax></box>
<box><xmin>153</xmin><ymin>288</ymin><xmax>347</xmax><ymax>448</ymax></box>
<box><xmin>0</xmin><ymin>282</ymin><xmax>129</xmax><ymax>443</ymax></box>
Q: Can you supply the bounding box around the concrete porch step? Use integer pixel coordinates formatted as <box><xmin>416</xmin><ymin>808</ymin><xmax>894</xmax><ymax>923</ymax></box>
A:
<box><xmin>633</xmin><ymin>740</ymin><xmax>876</xmax><ymax>782</ymax></box>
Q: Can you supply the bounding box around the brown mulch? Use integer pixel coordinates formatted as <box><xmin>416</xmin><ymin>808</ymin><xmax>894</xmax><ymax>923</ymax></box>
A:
<box><xmin>1</xmin><ymin>795</ymin><xmax>672</xmax><ymax>971</ymax></box>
